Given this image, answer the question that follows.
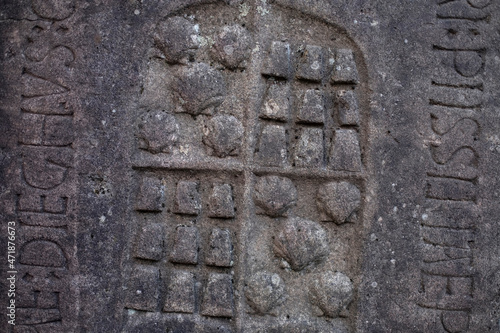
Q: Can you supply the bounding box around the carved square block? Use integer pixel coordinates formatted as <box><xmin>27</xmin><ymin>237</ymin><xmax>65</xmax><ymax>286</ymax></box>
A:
<box><xmin>206</xmin><ymin>228</ymin><xmax>233</xmax><ymax>267</ymax></box>
<box><xmin>133</xmin><ymin>223</ymin><xmax>164</xmax><ymax>261</ymax></box>
<box><xmin>174</xmin><ymin>181</ymin><xmax>201</xmax><ymax>215</ymax></box>
<box><xmin>170</xmin><ymin>225</ymin><xmax>199</xmax><ymax>265</ymax></box>
<box><xmin>260</xmin><ymin>82</ymin><xmax>290</xmax><ymax>122</ymax></box>
<box><xmin>208</xmin><ymin>183</ymin><xmax>235</xmax><ymax>218</ymax></box>
<box><xmin>163</xmin><ymin>270</ymin><xmax>196</xmax><ymax>313</ymax></box>
<box><xmin>337</xmin><ymin>90</ymin><xmax>360</xmax><ymax>126</ymax></box>
<box><xmin>296</xmin><ymin>44</ymin><xmax>324</xmax><ymax>82</ymax></box>
<box><xmin>256</xmin><ymin>124</ymin><xmax>287</xmax><ymax>167</ymax></box>
<box><xmin>261</xmin><ymin>41</ymin><xmax>291</xmax><ymax>79</ymax></box>
<box><xmin>329</xmin><ymin>129</ymin><xmax>362</xmax><ymax>171</ymax></box>
<box><xmin>331</xmin><ymin>49</ymin><xmax>359</xmax><ymax>84</ymax></box>
<box><xmin>296</xmin><ymin>89</ymin><xmax>325</xmax><ymax>124</ymax></box>
<box><xmin>294</xmin><ymin>127</ymin><xmax>324</xmax><ymax>168</ymax></box>
<box><xmin>202</xmin><ymin>273</ymin><xmax>234</xmax><ymax>318</ymax></box>
<box><xmin>125</xmin><ymin>265</ymin><xmax>159</xmax><ymax>312</ymax></box>
<box><xmin>135</xmin><ymin>176</ymin><xmax>164</xmax><ymax>212</ymax></box>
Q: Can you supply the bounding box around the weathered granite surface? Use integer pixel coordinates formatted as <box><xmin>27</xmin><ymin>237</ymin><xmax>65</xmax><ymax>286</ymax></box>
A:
<box><xmin>1</xmin><ymin>0</ymin><xmax>500</xmax><ymax>332</ymax></box>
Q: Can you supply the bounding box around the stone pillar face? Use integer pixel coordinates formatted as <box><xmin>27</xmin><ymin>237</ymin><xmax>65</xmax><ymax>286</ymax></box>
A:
<box><xmin>125</xmin><ymin>3</ymin><xmax>366</xmax><ymax>332</ymax></box>
<box><xmin>2</xmin><ymin>0</ymin><xmax>499</xmax><ymax>332</ymax></box>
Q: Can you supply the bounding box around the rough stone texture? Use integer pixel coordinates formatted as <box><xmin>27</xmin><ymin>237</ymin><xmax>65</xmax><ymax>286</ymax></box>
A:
<box><xmin>133</xmin><ymin>223</ymin><xmax>164</xmax><ymax>261</ymax></box>
<box><xmin>331</xmin><ymin>49</ymin><xmax>359</xmax><ymax>84</ymax></box>
<box><xmin>329</xmin><ymin>129</ymin><xmax>362</xmax><ymax>171</ymax></box>
<box><xmin>203</xmin><ymin>114</ymin><xmax>244</xmax><ymax>157</ymax></box>
<box><xmin>170</xmin><ymin>225</ymin><xmax>199</xmax><ymax>264</ymax></box>
<box><xmin>317</xmin><ymin>181</ymin><xmax>361</xmax><ymax>224</ymax></box>
<box><xmin>208</xmin><ymin>183</ymin><xmax>235</xmax><ymax>218</ymax></box>
<box><xmin>261</xmin><ymin>41</ymin><xmax>291</xmax><ymax>79</ymax></box>
<box><xmin>245</xmin><ymin>271</ymin><xmax>286</xmax><ymax>314</ymax></box>
<box><xmin>2</xmin><ymin>0</ymin><xmax>500</xmax><ymax>332</ymax></box>
<box><xmin>135</xmin><ymin>176</ymin><xmax>165</xmax><ymax>212</ymax></box>
<box><xmin>173</xmin><ymin>180</ymin><xmax>201</xmax><ymax>215</ymax></box>
<box><xmin>256</xmin><ymin>124</ymin><xmax>288</xmax><ymax>166</ymax></box>
<box><xmin>172</xmin><ymin>62</ymin><xmax>226</xmax><ymax>115</ymax></box>
<box><xmin>296</xmin><ymin>89</ymin><xmax>325</xmax><ymax>124</ymax></box>
<box><xmin>296</xmin><ymin>45</ymin><xmax>325</xmax><ymax>82</ymax></box>
<box><xmin>211</xmin><ymin>25</ymin><xmax>253</xmax><ymax>69</ymax></box>
<box><xmin>205</xmin><ymin>228</ymin><xmax>233</xmax><ymax>267</ymax></box>
<box><xmin>125</xmin><ymin>265</ymin><xmax>160</xmax><ymax>312</ymax></box>
<box><xmin>260</xmin><ymin>81</ymin><xmax>290</xmax><ymax>122</ymax></box>
<box><xmin>297</xmin><ymin>89</ymin><xmax>325</xmax><ymax>124</ymax></box>
<box><xmin>294</xmin><ymin>127</ymin><xmax>324</xmax><ymax>167</ymax></box>
<box><xmin>153</xmin><ymin>16</ymin><xmax>200</xmax><ymax>64</ymax></box>
<box><xmin>336</xmin><ymin>90</ymin><xmax>360</xmax><ymax>126</ymax></box>
<box><xmin>273</xmin><ymin>217</ymin><xmax>330</xmax><ymax>271</ymax></box>
<box><xmin>163</xmin><ymin>270</ymin><xmax>196</xmax><ymax>313</ymax></box>
<box><xmin>253</xmin><ymin>175</ymin><xmax>297</xmax><ymax>217</ymax></box>
<box><xmin>309</xmin><ymin>271</ymin><xmax>354</xmax><ymax>318</ymax></box>
<box><xmin>201</xmin><ymin>273</ymin><xmax>234</xmax><ymax>318</ymax></box>
<box><xmin>136</xmin><ymin>110</ymin><xmax>180</xmax><ymax>154</ymax></box>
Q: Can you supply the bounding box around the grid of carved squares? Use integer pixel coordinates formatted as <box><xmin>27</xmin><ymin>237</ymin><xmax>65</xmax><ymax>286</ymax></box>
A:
<box><xmin>257</xmin><ymin>42</ymin><xmax>362</xmax><ymax>171</ymax></box>
<box><xmin>126</xmin><ymin>177</ymin><xmax>236</xmax><ymax>318</ymax></box>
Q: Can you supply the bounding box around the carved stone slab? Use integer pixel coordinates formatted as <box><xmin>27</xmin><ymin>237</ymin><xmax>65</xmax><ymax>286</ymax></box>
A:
<box><xmin>1</xmin><ymin>0</ymin><xmax>499</xmax><ymax>332</ymax></box>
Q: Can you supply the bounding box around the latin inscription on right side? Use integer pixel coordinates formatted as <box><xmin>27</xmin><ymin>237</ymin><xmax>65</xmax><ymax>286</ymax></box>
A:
<box><xmin>420</xmin><ymin>0</ymin><xmax>490</xmax><ymax>331</ymax></box>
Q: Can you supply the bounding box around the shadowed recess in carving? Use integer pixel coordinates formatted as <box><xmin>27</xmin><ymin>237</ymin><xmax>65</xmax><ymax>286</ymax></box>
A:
<box><xmin>17</xmin><ymin>308</ymin><xmax>62</xmax><ymax>325</ymax></box>
<box><xmin>437</xmin><ymin>0</ymin><xmax>490</xmax><ymax>20</ymax></box>
<box><xmin>26</xmin><ymin>39</ymin><xmax>76</xmax><ymax>65</ymax></box>
<box><xmin>468</xmin><ymin>0</ymin><xmax>492</xmax><ymax>9</ymax></box>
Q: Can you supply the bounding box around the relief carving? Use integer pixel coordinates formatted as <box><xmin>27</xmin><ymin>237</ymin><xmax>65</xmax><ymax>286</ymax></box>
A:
<box><xmin>126</xmin><ymin>2</ymin><xmax>368</xmax><ymax>331</ymax></box>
